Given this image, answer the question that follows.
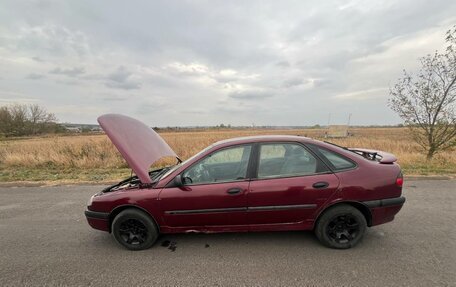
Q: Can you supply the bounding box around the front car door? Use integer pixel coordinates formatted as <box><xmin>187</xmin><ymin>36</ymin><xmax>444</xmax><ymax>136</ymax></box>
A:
<box><xmin>247</xmin><ymin>142</ymin><xmax>340</xmax><ymax>229</ymax></box>
<box><xmin>159</xmin><ymin>144</ymin><xmax>253</xmax><ymax>229</ymax></box>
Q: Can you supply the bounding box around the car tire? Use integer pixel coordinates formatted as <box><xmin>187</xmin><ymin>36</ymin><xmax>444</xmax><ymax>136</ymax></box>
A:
<box><xmin>315</xmin><ymin>204</ymin><xmax>367</xmax><ymax>249</ymax></box>
<box><xmin>112</xmin><ymin>209</ymin><xmax>158</xmax><ymax>251</ymax></box>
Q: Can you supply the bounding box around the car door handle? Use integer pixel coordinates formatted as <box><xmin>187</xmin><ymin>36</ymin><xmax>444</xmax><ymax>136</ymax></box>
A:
<box><xmin>313</xmin><ymin>182</ymin><xmax>329</xmax><ymax>189</ymax></box>
<box><xmin>227</xmin><ymin>188</ymin><xmax>242</xmax><ymax>195</ymax></box>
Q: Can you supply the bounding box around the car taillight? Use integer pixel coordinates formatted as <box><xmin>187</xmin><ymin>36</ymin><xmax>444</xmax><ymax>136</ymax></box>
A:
<box><xmin>396</xmin><ymin>172</ymin><xmax>403</xmax><ymax>187</ymax></box>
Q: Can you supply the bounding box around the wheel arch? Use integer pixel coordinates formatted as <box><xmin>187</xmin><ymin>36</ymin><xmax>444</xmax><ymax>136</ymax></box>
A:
<box><xmin>313</xmin><ymin>201</ymin><xmax>372</xmax><ymax>229</ymax></box>
<box><xmin>109</xmin><ymin>205</ymin><xmax>160</xmax><ymax>233</ymax></box>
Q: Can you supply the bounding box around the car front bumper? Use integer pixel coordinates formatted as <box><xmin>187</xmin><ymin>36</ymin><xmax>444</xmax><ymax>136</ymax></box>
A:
<box><xmin>85</xmin><ymin>210</ymin><xmax>110</xmax><ymax>232</ymax></box>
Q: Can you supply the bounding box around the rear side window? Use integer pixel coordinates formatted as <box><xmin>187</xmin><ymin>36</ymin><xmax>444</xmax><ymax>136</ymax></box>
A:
<box><xmin>308</xmin><ymin>145</ymin><xmax>356</xmax><ymax>171</ymax></box>
<box><xmin>257</xmin><ymin>143</ymin><xmax>327</xmax><ymax>178</ymax></box>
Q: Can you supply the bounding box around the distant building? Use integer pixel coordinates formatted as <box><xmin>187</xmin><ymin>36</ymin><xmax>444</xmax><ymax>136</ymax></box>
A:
<box><xmin>325</xmin><ymin>125</ymin><xmax>349</xmax><ymax>138</ymax></box>
<box><xmin>64</xmin><ymin>127</ymin><xmax>81</xmax><ymax>133</ymax></box>
<box><xmin>90</xmin><ymin>127</ymin><xmax>102</xmax><ymax>132</ymax></box>
<box><xmin>61</xmin><ymin>124</ymin><xmax>103</xmax><ymax>133</ymax></box>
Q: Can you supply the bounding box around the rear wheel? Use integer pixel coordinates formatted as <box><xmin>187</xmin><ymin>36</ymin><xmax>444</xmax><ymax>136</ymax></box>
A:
<box><xmin>112</xmin><ymin>209</ymin><xmax>158</xmax><ymax>250</ymax></box>
<box><xmin>315</xmin><ymin>204</ymin><xmax>366</xmax><ymax>249</ymax></box>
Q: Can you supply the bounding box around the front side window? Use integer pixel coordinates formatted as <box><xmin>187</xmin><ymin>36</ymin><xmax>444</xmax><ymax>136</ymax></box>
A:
<box><xmin>257</xmin><ymin>143</ymin><xmax>320</xmax><ymax>179</ymax></box>
<box><xmin>182</xmin><ymin>145</ymin><xmax>251</xmax><ymax>185</ymax></box>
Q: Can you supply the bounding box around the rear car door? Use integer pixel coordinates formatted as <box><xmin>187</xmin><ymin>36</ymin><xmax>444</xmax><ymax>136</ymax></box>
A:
<box><xmin>247</xmin><ymin>142</ymin><xmax>340</xmax><ymax>225</ymax></box>
<box><xmin>159</xmin><ymin>145</ymin><xmax>252</xmax><ymax>228</ymax></box>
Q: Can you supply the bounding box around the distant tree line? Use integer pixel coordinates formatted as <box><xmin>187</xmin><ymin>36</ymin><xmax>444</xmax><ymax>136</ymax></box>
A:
<box><xmin>0</xmin><ymin>104</ymin><xmax>63</xmax><ymax>137</ymax></box>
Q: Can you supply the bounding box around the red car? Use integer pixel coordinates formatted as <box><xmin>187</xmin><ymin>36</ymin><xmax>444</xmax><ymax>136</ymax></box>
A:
<box><xmin>85</xmin><ymin>114</ymin><xmax>405</xmax><ymax>250</ymax></box>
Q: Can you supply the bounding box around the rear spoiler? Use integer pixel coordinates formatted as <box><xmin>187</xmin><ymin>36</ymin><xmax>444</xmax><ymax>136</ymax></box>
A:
<box><xmin>348</xmin><ymin>148</ymin><xmax>397</xmax><ymax>164</ymax></box>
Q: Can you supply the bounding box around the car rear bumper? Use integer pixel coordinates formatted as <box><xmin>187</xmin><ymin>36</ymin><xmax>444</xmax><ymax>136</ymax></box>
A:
<box><xmin>363</xmin><ymin>196</ymin><xmax>406</xmax><ymax>226</ymax></box>
<box><xmin>85</xmin><ymin>210</ymin><xmax>110</xmax><ymax>232</ymax></box>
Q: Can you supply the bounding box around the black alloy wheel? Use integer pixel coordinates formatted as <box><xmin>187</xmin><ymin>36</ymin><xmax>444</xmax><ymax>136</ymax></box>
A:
<box><xmin>112</xmin><ymin>209</ymin><xmax>158</xmax><ymax>250</ymax></box>
<box><xmin>315</xmin><ymin>204</ymin><xmax>367</xmax><ymax>249</ymax></box>
<box><xmin>326</xmin><ymin>214</ymin><xmax>360</xmax><ymax>244</ymax></box>
<box><xmin>118</xmin><ymin>218</ymin><xmax>148</xmax><ymax>245</ymax></box>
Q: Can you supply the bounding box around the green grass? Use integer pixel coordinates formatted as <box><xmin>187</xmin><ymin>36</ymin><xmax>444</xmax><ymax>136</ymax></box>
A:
<box><xmin>401</xmin><ymin>163</ymin><xmax>456</xmax><ymax>176</ymax></box>
<box><xmin>0</xmin><ymin>167</ymin><xmax>132</xmax><ymax>183</ymax></box>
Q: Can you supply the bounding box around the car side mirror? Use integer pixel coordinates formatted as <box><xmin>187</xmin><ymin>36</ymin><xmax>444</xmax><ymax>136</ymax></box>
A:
<box><xmin>173</xmin><ymin>174</ymin><xmax>183</xmax><ymax>187</ymax></box>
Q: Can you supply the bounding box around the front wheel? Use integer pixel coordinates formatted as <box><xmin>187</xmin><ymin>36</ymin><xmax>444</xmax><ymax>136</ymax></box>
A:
<box><xmin>112</xmin><ymin>209</ymin><xmax>158</xmax><ymax>250</ymax></box>
<box><xmin>315</xmin><ymin>204</ymin><xmax>366</xmax><ymax>249</ymax></box>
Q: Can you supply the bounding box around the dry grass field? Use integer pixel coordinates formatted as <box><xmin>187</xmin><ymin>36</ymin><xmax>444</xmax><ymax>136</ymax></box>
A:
<box><xmin>0</xmin><ymin>127</ymin><xmax>454</xmax><ymax>183</ymax></box>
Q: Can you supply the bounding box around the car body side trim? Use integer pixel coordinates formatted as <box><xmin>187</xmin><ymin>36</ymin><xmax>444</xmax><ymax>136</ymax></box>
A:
<box><xmin>362</xmin><ymin>196</ymin><xmax>406</xmax><ymax>208</ymax></box>
<box><xmin>85</xmin><ymin>210</ymin><xmax>109</xmax><ymax>220</ymax></box>
<box><xmin>165</xmin><ymin>207</ymin><xmax>246</xmax><ymax>215</ymax></box>
<box><xmin>248</xmin><ymin>204</ymin><xmax>317</xmax><ymax>211</ymax></box>
<box><xmin>165</xmin><ymin>204</ymin><xmax>317</xmax><ymax>215</ymax></box>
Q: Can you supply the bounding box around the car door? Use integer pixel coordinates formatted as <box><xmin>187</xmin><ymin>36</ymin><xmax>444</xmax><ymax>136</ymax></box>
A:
<box><xmin>159</xmin><ymin>144</ymin><xmax>252</xmax><ymax>228</ymax></box>
<box><xmin>247</xmin><ymin>142</ymin><xmax>339</xmax><ymax>225</ymax></box>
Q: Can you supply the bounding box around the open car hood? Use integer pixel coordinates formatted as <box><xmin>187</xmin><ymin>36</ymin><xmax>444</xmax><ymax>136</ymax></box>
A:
<box><xmin>98</xmin><ymin>114</ymin><xmax>178</xmax><ymax>184</ymax></box>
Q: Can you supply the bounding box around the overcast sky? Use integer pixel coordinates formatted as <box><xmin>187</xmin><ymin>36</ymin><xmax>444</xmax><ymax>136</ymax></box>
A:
<box><xmin>0</xmin><ymin>0</ymin><xmax>455</xmax><ymax>126</ymax></box>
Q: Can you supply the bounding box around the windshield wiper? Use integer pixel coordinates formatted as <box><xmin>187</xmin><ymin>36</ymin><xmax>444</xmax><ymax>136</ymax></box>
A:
<box><xmin>151</xmin><ymin>166</ymin><xmax>173</xmax><ymax>182</ymax></box>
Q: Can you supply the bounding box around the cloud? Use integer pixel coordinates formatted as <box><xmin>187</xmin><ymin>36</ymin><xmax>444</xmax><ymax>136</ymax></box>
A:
<box><xmin>334</xmin><ymin>88</ymin><xmax>388</xmax><ymax>100</ymax></box>
<box><xmin>282</xmin><ymin>78</ymin><xmax>304</xmax><ymax>88</ymax></box>
<box><xmin>55</xmin><ymin>79</ymin><xmax>80</xmax><ymax>86</ymax></box>
<box><xmin>102</xmin><ymin>95</ymin><xmax>128</xmax><ymax>102</ymax></box>
<box><xmin>105</xmin><ymin>81</ymin><xmax>142</xmax><ymax>90</ymax></box>
<box><xmin>166</xmin><ymin>62</ymin><xmax>209</xmax><ymax>75</ymax></box>
<box><xmin>0</xmin><ymin>1</ymin><xmax>455</xmax><ymax>126</ymax></box>
<box><xmin>0</xmin><ymin>91</ymin><xmax>39</xmax><ymax>104</ymax></box>
<box><xmin>1</xmin><ymin>24</ymin><xmax>91</xmax><ymax>58</ymax></box>
<box><xmin>105</xmin><ymin>66</ymin><xmax>142</xmax><ymax>90</ymax></box>
<box><xmin>164</xmin><ymin>61</ymin><xmax>259</xmax><ymax>89</ymax></box>
<box><xmin>107</xmin><ymin>66</ymin><xmax>133</xmax><ymax>82</ymax></box>
<box><xmin>229</xmin><ymin>90</ymin><xmax>274</xmax><ymax>100</ymax></box>
<box><xmin>49</xmin><ymin>67</ymin><xmax>85</xmax><ymax>77</ymax></box>
<box><xmin>32</xmin><ymin>56</ymin><xmax>44</xmax><ymax>62</ymax></box>
<box><xmin>26</xmin><ymin>73</ymin><xmax>45</xmax><ymax>80</ymax></box>
<box><xmin>276</xmin><ymin>61</ymin><xmax>291</xmax><ymax>67</ymax></box>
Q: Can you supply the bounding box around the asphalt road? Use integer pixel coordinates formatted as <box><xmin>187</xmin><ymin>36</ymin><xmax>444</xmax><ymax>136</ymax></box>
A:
<box><xmin>0</xmin><ymin>180</ymin><xmax>455</xmax><ymax>287</ymax></box>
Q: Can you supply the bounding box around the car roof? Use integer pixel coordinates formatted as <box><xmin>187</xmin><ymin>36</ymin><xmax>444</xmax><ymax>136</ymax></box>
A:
<box><xmin>212</xmin><ymin>135</ymin><xmax>315</xmax><ymax>147</ymax></box>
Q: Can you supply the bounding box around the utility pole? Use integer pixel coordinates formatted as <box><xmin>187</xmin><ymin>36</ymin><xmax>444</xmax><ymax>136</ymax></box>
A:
<box><xmin>347</xmin><ymin>113</ymin><xmax>352</xmax><ymax>137</ymax></box>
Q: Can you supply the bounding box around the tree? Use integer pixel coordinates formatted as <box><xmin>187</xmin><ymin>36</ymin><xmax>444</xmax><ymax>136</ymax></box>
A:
<box><xmin>9</xmin><ymin>104</ymin><xmax>28</xmax><ymax>136</ymax></box>
<box><xmin>389</xmin><ymin>26</ymin><xmax>456</xmax><ymax>159</ymax></box>
<box><xmin>28</xmin><ymin>104</ymin><xmax>56</xmax><ymax>135</ymax></box>
<box><xmin>0</xmin><ymin>103</ymin><xmax>59</xmax><ymax>136</ymax></box>
<box><xmin>0</xmin><ymin>106</ymin><xmax>13</xmax><ymax>135</ymax></box>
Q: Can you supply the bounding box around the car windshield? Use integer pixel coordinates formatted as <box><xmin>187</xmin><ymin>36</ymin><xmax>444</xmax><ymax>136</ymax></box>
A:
<box><xmin>159</xmin><ymin>144</ymin><xmax>215</xmax><ymax>180</ymax></box>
